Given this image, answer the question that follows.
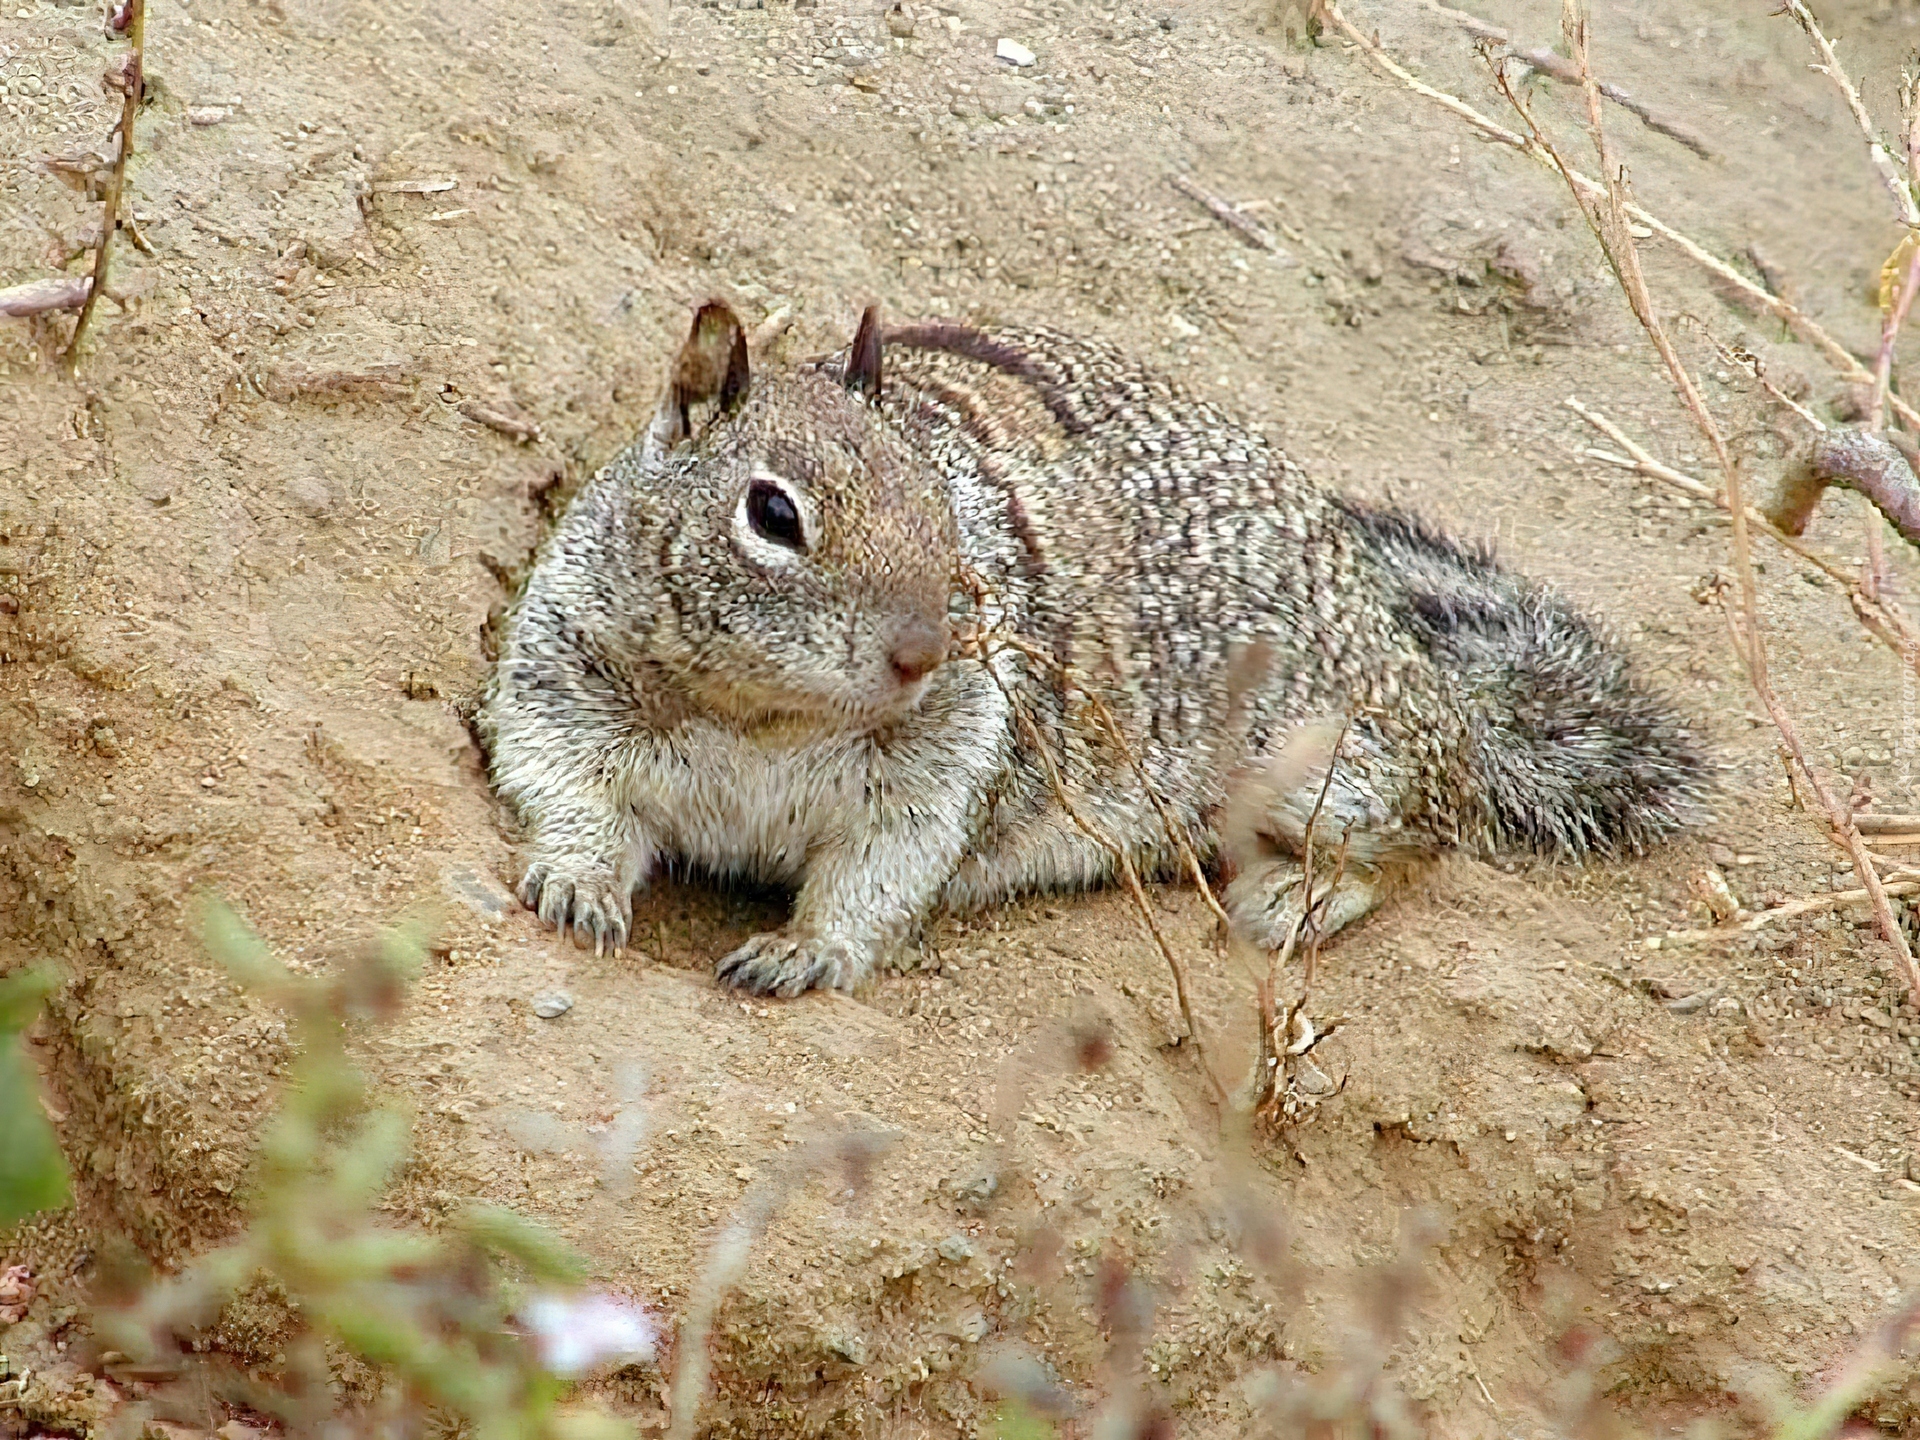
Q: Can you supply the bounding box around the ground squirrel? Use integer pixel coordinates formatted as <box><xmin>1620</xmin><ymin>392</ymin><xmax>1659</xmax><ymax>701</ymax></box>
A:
<box><xmin>482</xmin><ymin>302</ymin><xmax>1707</xmax><ymax>995</ymax></box>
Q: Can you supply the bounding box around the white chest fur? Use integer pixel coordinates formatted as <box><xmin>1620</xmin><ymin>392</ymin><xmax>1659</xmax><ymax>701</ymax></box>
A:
<box><xmin>616</xmin><ymin>720</ymin><xmax>872</xmax><ymax>883</ymax></box>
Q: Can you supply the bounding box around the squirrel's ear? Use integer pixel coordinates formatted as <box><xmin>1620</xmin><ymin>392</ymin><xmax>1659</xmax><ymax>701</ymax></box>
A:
<box><xmin>645</xmin><ymin>301</ymin><xmax>750</xmax><ymax>458</ymax></box>
<box><xmin>846</xmin><ymin>304</ymin><xmax>882</xmax><ymax>397</ymax></box>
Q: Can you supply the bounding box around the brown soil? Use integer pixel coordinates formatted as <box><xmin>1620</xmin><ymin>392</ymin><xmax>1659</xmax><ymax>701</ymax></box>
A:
<box><xmin>6</xmin><ymin>0</ymin><xmax>1920</xmax><ymax>1433</ymax></box>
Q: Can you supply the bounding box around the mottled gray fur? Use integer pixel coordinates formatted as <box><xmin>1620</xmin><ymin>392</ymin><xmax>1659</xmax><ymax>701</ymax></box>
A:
<box><xmin>480</xmin><ymin>303</ymin><xmax>1707</xmax><ymax>994</ymax></box>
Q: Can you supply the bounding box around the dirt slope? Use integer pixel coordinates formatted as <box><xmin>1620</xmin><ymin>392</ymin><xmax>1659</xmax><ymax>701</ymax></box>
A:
<box><xmin>6</xmin><ymin>0</ymin><xmax>1920</xmax><ymax>1432</ymax></box>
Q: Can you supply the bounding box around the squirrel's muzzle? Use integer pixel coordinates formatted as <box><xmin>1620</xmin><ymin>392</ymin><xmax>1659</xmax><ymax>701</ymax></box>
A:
<box><xmin>887</xmin><ymin>617</ymin><xmax>949</xmax><ymax>685</ymax></box>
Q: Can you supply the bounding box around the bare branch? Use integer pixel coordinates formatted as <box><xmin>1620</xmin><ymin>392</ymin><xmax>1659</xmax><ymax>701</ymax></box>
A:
<box><xmin>65</xmin><ymin>0</ymin><xmax>145</xmax><ymax>368</ymax></box>
<box><xmin>1319</xmin><ymin>0</ymin><xmax>1920</xmax><ymax>434</ymax></box>
<box><xmin>0</xmin><ymin>276</ymin><xmax>91</xmax><ymax>318</ymax></box>
<box><xmin>1778</xmin><ymin>0</ymin><xmax>1920</xmax><ymax>228</ymax></box>
<box><xmin>1539</xmin><ymin>0</ymin><xmax>1920</xmax><ymax>999</ymax></box>
<box><xmin>1418</xmin><ymin>0</ymin><xmax>1715</xmax><ymax>159</ymax></box>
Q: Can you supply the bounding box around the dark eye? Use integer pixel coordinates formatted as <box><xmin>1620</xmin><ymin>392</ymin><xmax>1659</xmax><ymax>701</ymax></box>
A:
<box><xmin>746</xmin><ymin>478</ymin><xmax>805</xmax><ymax>551</ymax></box>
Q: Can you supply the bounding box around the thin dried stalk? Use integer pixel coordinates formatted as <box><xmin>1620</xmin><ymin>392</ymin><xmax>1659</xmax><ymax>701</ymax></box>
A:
<box><xmin>1779</xmin><ymin>0</ymin><xmax>1920</xmax><ymax>229</ymax></box>
<box><xmin>1417</xmin><ymin>0</ymin><xmax>1714</xmax><ymax>159</ymax></box>
<box><xmin>1659</xmin><ymin>877</ymin><xmax>1920</xmax><ymax>949</ymax></box>
<box><xmin>989</xmin><ymin>630</ymin><xmax>1236</xmax><ymax>937</ymax></box>
<box><xmin>996</xmin><ymin>669</ymin><xmax>1227</xmax><ymax>1105</ymax></box>
<box><xmin>951</xmin><ymin>570</ymin><xmax>1230</xmax><ymax>1103</ymax></box>
<box><xmin>1565</xmin><ymin>398</ymin><xmax>1920</xmax><ymax>642</ymax></box>
<box><xmin>66</xmin><ymin>0</ymin><xmax>145</xmax><ymax>368</ymax></box>
<box><xmin>666</xmin><ymin>1133</ymin><xmax>891</xmax><ymax>1440</ymax></box>
<box><xmin>1702</xmin><ymin>329</ymin><xmax>1827</xmax><ymax>433</ymax></box>
<box><xmin>1541</xmin><ymin>0</ymin><xmax>1920</xmax><ymax>999</ymax></box>
<box><xmin>0</xmin><ymin>276</ymin><xmax>91</xmax><ymax>318</ymax></box>
<box><xmin>1168</xmin><ymin>173</ymin><xmax>1294</xmax><ymax>260</ymax></box>
<box><xmin>1320</xmin><ymin>0</ymin><xmax>1920</xmax><ymax>435</ymax></box>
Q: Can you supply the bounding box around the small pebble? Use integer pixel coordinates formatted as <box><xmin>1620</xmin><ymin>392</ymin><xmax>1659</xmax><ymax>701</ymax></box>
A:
<box><xmin>533</xmin><ymin>990</ymin><xmax>574</xmax><ymax>1019</ymax></box>
<box><xmin>995</xmin><ymin>38</ymin><xmax>1035</xmax><ymax>66</ymax></box>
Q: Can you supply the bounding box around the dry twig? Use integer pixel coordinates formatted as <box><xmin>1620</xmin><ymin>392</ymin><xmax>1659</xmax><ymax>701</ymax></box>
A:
<box><xmin>1657</xmin><ymin>876</ymin><xmax>1920</xmax><ymax>949</ymax></box>
<box><xmin>1418</xmin><ymin>0</ymin><xmax>1714</xmax><ymax>159</ymax></box>
<box><xmin>1770</xmin><ymin>430</ymin><xmax>1920</xmax><ymax>548</ymax></box>
<box><xmin>1168</xmin><ymin>174</ymin><xmax>1295</xmax><ymax>262</ymax></box>
<box><xmin>65</xmin><ymin>0</ymin><xmax>145</xmax><ymax>368</ymax></box>
<box><xmin>1564</xmin><ymin>398</ymin><xmax>1903</xmax><ymax>601</ymax></box>
<box><xmin>665</xmin><ymin>1132</ymin><xmax>892</xmax><ymax>1440</ymax></box>
<box><xmin>458</xmin><ymin>400</ymin><xmax>543</xmax><ymax>442</ymax></box>
<box><xmin>1778</xmin><ymin>1</ymin><xmax>1920</xmax><ymax>229</ymax></box>
<box><xmin>0</xmin><ymin>276</ymin><xmax>91</xmax><ymax>318</ymax></box>
<box><xmin>1519</xmin><ymin>0</ymin><xmax>1920</xmax><ymax>999</ymax></box>
<box><xmin>1319</xmin><ymin>0</ymin><xmax>1920</xmax><ymax>434</ymax></box>
<box><xmin>1781</xmin><ymin>0</ymin><xmax>1920</xmax><ymax>598</ymax></box>
<box><xmin>953</xmin><ymin>590</ymin><xmax>1229</xmax><ymax>1106</ymax></box>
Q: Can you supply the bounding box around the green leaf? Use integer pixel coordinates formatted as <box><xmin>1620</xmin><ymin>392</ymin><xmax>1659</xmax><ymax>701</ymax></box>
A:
<box><xmin>201</xmin><ymin>899</ymin><xmax>291</xmax><ymax>993</ymax></box>
<box><xmin>456</xmin><ymin>1205</ymin><xmax>590</xmax><ymax>1285</ymax></box>
<box><xmin>0</xmin><ymin>967</ymin><xmax>70</xmax><ymax>1225</ymax></box>
<box><xmin>989</xmin><ymin>1402</ymin><xmax>1057</xmax><ymax>1440</ymax></box>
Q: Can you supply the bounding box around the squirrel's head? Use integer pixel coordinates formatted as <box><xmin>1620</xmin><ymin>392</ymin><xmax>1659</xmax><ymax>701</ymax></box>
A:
<box><xmin>637</xmin><ymin>301</ymin><xmax>958</xmax><ymax>729</ymax></box>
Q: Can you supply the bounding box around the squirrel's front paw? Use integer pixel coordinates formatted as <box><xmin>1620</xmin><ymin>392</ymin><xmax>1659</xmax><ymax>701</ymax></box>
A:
<box><xmin>715</xmin><ymin>932</ymin><xmax>868</xmax><ymax>997</ymax></box>
<box><xmin>520</xmin><ymin>857</ymin><xmax>634</xmax><ymax>954</ymax></box>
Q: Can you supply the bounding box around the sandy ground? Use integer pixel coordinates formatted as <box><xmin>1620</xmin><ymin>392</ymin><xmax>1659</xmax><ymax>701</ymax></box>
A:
<box><xmin>7</xmin><ymin>0</ymin><xmax>1920</xmax><ymax>1432</ymax></box>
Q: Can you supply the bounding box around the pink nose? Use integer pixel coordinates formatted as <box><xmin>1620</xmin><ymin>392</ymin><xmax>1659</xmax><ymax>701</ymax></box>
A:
<box><xmin>888</xmin><ymin>618</ymin><xmax>949</xmax><ymax>684</ymax></box>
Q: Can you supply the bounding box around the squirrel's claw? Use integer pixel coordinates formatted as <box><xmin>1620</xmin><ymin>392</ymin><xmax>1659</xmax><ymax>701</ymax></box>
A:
<box><xmin>520</xmin><ymin>859</ymin><xmax>633</xmax><ymax>953</ymax></box>
<box><xmin>716</xmin><ymin>932</ymin><xmax>860</xmax><ymax>997</ymax></box>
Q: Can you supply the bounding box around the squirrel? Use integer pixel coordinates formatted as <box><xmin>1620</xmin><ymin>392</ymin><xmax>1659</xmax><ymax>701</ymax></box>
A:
<box><xmin>480</xmin><ymin>301</ymin><xmax>1708</xmax><ymax>995</ymax></box>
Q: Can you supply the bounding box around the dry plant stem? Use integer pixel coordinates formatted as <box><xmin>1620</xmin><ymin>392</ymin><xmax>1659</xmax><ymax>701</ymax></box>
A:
<box><xmin>1322</xmin><ymin>0</ymin><xmax>1920</xmax><ymax>434</ymax></box>
<box><xmin>1702</xmin><ymin>329</ymin><xmax>1826</xmax><ymax>432</ymax></box>
<box><xmin>1570</xmin><ymin>400</ymin><xmax>1858</xmax><ymax>584</ymax></box>
<box><xmin>65</xmin><ymin>0</ymin><xmax>144</xmax><ymax>369</ymax></box>
<box><xmin>1660</xmin><ymin>878</ymin><xmax>1920</xmax><ymax>948</ymax></box>
<box><xmin>1549</xmin><ymin>0</ymin><xmax>1920</xmax><ymax>999</ymax></box>
<box><xmin>1863</xmin><ymin>248</ymin><xmax>1920</xmax><ymax>592</ymax></box>
<box><xmin>1857</xmin><ymin>813</ymin><xmax>1920</xmax><ymax>833</ymax></box>
<box><xmin>666</xmin><ymin>1134</ymin><xmax>889</xmax><ymax>1440</ymax></box>
<box><xmin>1779</xmin><ymin>0</ymin><xmax>1920</xmax><ymax>229</ymax></box>
<box><xmin>991</xmin><ymin>631</ymin><xmax>1236</xmax><ymax>936</ymax></box>
<box><xmin>1417</xmin><ymin>0</ymin><xmax>1713</xmax><ymax>158</ymax></box>
<box><xmin>1168</xmin><ymin>173</ymin><xmax>1292</xmax><ymax>258</ymax></box>
<box><xmin>982</xmin><ymin>653</ymin><xmax>1229</xmax><ymax>1106</ymax></box>
<box><xmin>0</xmin><ymin>277</ymin><xmax>91</xmax><ymax>318</ymax></box>
<box><xmin>1569</xmin><ymin>397</ymin><xmax>1920</xmax><ymax>670</ymax></box>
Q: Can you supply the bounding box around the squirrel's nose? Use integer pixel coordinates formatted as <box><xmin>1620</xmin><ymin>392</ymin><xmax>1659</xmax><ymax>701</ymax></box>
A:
<box><xmin>888</xmin><ymin>618</ymin><xmax>949</xmax><ymax>685</ymax></box>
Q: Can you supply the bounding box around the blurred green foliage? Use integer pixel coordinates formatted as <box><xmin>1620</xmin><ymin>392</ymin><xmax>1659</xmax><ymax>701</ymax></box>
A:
<box><xmin>0</xmin><ymin>963</ymin><xmax>70</xmax><ymax>1227</ymax></box>
<box><xmin>86</xmin><ymin>903</ymin><xmax>638</xmax><ymax>1440</ymax></box>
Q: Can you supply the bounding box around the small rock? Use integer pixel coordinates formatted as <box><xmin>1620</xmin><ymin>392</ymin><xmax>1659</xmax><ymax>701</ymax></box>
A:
<box><xmin>1665</xmin><ymin>990</ymin><xmax>1715</xmax><ymax>1015</ymax></box>
<box><xmin>995</xmin><ymin>38</ymin><xmax>1035</xmax><ymax>66</ymax></box>
<box><xmin>188</xmin><ymin>106</ymin><xmax>230</xmax><ymax>125</ymax></box>
<box><xmin>532</xmin><ymin>990</ymin><xmax>574</xmax><ymax>1019</ymax></box>
<box><xmin>284</xmin><ymin>474</ymin><xmax>335</xmax><ymax>519</ymax></box>
<box><xmin>825</xmin><ymin>1332</ymin><xmax>869</xmax><ymax>1365</ymax></box>
<box><xmin>0</xmin><ymin>1264</ymin><xmax>34</xmax><ymax>1323</ymax></box>
<box><xmin>937</xmin><ymin>1234</ymin><xmax>975</xmax><ymax>1263</ymax></box>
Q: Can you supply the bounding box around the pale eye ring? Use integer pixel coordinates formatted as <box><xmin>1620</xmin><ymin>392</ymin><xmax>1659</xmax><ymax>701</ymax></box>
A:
<box><xmin>745</xmin><ymin>477</ymin><xmax>805</xmax><ymax>551</ymax></box>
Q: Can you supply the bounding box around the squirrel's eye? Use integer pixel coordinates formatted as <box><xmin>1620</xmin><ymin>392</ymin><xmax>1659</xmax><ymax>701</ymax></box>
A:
<box><xmin>746</xmin><ymin>479</ymin><xmax>805</xmax><ymax>551</ymax></box>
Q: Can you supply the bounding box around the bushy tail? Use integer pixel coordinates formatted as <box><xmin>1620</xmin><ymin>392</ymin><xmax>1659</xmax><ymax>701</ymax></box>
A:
<box><xmin>1340</xmin><ymin>501</ymin><xmax>1711</xmax><ymax>858</ymax></box>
